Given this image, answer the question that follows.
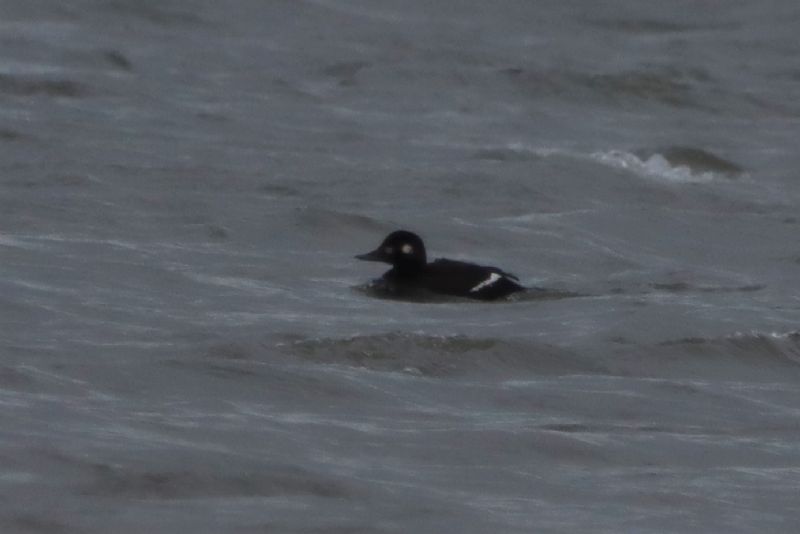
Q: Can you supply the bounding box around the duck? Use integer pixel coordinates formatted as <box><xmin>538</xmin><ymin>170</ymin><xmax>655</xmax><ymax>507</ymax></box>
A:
<box><xmin>355</xmin><ymin>230</ymin><xmax>525</xmax><ymax>301</ymax></box>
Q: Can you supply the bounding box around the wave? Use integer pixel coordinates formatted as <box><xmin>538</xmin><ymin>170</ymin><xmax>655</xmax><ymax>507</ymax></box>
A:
<box><xmin>0</xmin><ymin>235</ymin><xmax>41</xmax><ymax>250</ymax></box>
<box><xmin>649</xmin><ymin>282</ymin><xmax>764</xmax><ymax>295</ymax></box>
<box><xmin>586</xmin><ymin>17</ymin><xmax>734</xmax><ymax>34</ymax></box>
<box><xmin>0</xmin><ymin>128</ymin><xmax>24</xmax><ymax>141</ymax></box>
<box><xmin>281</xmin><ymin>330</ymin><xmax>800</xmax><ymax>382</ymax></box>
<box><xmin>354</xmin><ymin>282</ymin><xmax>582</xmax><ymax>304</ymax></box>
<box><xmin>502</xmin><ymin>65</ymin><xmax>713</xmax><ymax>110</ymax></box>
<box><xmin>282</xmin><ymin>332</ymin><xmax>602</xmax><ymax>378</ymax></box>
<box><xmin>465</xmin><ymin>140</ymin><xmax>743</xmax><ymax>183</ymax></box>
<box><xmin>102</xmin><ymin>2</ymin><xmax>206</xmax><ymax>27</ymax></box>
<box><xmin>653</xmin><ymin>331</ymin><xmax>800</xmax><ymax>377</ymax></box>
<box><xmin>0</xmin><ymin>73</ymin><xmax>86</xmax><ymax>98</ymax></box>
<box><xmin>101</xmin><ymin>50</ymin><xmax>133</xmax><ymax>72</ymax></box>
<box><xmin>293</xmin><ymin>207</ymin><xmax>386</xmax><ymax>234</ymax></box>
<box><xmin>590</xmin><ymin>147</ymin><xmax>744</xmax><ymax>183</ymax></box>
<box><xmin>661</xmin><ymin>330</ymin><xmax>800</xmax><ymax>355</ymax></box>
<box><xmin>82</xmin><ymin>462</ymin><xmax>354</xmax><ymax>499</ymax></box>
<box><xmin>500</xmin><ymin>63</ymin><xmax>788</xmax><ymax>115</ymax></box>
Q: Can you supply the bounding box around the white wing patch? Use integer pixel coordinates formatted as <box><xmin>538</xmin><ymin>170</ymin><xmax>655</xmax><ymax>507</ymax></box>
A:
<box><xmin>470</xmin><ymin>272</ymin><xmax>502</xmax><ymax>293</ymax></box>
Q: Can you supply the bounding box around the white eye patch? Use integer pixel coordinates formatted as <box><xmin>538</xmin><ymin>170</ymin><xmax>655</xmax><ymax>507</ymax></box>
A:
<box><xmin>401</xmin><ymin>244</ymin><xmax>413</xmax><ymax>254</ymax></box>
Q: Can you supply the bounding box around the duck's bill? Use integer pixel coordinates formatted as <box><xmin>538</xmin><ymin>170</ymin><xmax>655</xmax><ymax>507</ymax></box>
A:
<box><xmin>355</xmin><ymin>248</ymin><xmax>385</xmax><ymax>262</ymax></box>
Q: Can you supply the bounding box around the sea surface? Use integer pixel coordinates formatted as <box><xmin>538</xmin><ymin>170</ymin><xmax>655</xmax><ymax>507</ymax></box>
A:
<box><xmin>2</xmin><ymin>1</ymin><xmax>800</xmax><ymax>532</ymax></box>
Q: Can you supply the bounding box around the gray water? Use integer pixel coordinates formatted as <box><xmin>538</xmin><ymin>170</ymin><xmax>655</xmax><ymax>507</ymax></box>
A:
<box><xmin>2</xmin><ymin>1</ymin><xmax>800</xmax><ymax>532</ymax></box>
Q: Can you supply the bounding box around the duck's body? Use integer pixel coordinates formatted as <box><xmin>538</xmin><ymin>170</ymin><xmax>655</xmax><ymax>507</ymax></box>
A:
<box><xmin>356</xmin><ymin>230</ymin><xmax>525</xmax><ymax>301</ymax></box>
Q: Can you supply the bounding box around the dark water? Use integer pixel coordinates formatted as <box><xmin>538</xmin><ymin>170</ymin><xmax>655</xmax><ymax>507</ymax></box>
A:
<box><xmin>2</xmin><ymin>1</ymin><xmax>800</xmax><ymax>532</ymax></box>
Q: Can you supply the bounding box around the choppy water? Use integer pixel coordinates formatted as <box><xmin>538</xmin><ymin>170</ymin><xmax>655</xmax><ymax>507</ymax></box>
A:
<box><xmin>2</xmin><ymin>1</ymin><xmax>800</xmax><ymax>532</ymax></box>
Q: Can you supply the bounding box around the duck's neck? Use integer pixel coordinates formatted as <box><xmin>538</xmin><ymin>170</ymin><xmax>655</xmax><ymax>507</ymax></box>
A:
<box><xmin>390</xmin><ymin>260</ymin><xmax>425</xmax><ymax>278</ymax></box>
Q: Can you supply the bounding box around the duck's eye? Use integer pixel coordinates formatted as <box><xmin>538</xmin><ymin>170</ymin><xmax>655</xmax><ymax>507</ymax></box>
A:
<box><xmin>401</xmin><ymin>244</ymin><xmax>413</xmax><ymax>254</ymax></box>
<box><xmin>384</xmin><ymin>246</ymin><xmax>393</xmax><ymax>255</ymax></box>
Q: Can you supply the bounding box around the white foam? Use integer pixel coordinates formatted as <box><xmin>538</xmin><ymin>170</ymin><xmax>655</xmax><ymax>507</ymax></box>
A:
<box><xmin>188</xmin><ymin>274</ymin><xmax>283</xmax><ymax>296</ymax></box>
<box><xmin>461</xmin><ymin>141</ymin><xmax>725</xmax><ymax>183</ymax></box>
<box><xmin>731</xmin><ymin>330</ymin><xmax>800</xmax><ymax>340</ymax></box>
<box><xmin>0</xmin><ymin>235</ymin><xmax>27</xmax><ymax>248</ymax></box>
<box><xmin>590</xmin><ymin>150</ymin><xmax>717</xmax><ymax>183</ymax></box>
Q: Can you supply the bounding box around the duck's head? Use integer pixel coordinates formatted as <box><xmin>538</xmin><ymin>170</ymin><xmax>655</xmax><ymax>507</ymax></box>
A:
<box><xmin>356</xmin><ymin>230</ymin><xmax>427</xmax><ymax>273</ymax></box>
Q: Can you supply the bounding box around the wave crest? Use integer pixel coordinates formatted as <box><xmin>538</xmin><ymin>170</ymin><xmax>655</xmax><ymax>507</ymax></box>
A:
<box><xmin>282</xmin><ymin>332</ymin><xmax>599</xmax><ymax>378</ymax></box>
<box><xmin>591</xmin><ymin>146</ymin><xmax>743</xmax><ymax>182</ymax></box>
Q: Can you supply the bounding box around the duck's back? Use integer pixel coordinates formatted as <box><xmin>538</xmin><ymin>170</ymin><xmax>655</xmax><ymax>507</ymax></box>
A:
<box><xmin>421</xmin><ymin>259</ymin><xmax>524</xmax><ymax>300</ymax></box>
